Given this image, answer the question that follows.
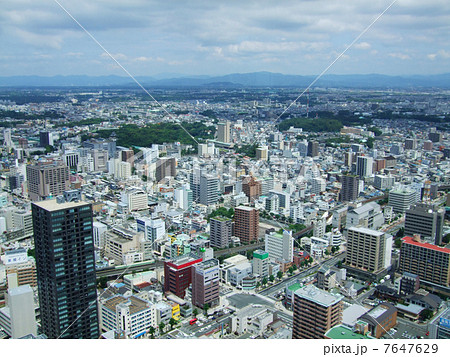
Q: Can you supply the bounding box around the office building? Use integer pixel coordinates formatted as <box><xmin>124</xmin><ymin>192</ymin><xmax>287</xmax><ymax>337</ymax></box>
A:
<box><xmin>192</xmin><ymin>259</ymin><xmax>220</xmax><ymax>308</ymax></box>
<box><xmin>2</xmin><ymin>249</ymin><xmax>37</xmax><ymax>288</ymax></box>
<box><xmin>164</xmin><ymin>255</ymin><xmax>202</xmax><ymax>298</ymax></box>
<box><xmin>199</xmin><ymin>174</ymin><xmax>219</xmax><ymax>206</ymax></box>
<box><xmin>0</xmin><ymin>285</ymin><xmax>37</xmax><ymax>339</ymax></box>
<box><xmin>100</xmin><ymin>295</ymin><xmax>156</xmax><ymax>339</ymax></box>
<box><xmin>307</xmin><ymin>141</ymin><xmax>319</xmax><ymax>157</ymax></box>
<box><xmin>252</xmin><ymin>250</ymin><xmax>269</xmax><ymax>278</ymax></box>
<box><xmin>234</xmin><ymin>206</ymin><xmax>259</xmax><ymax>244</ymax></box>
<box><xmin>404</xmin><ymin>203</ymin><xmax>445</xmax><ymax>245</ymax></box>
<box><xmin>374</xmin><ymin>175</ymin><xmax>395</xmax><ymax>191</ymax></box>
<box><xmin>136</xmin><ymin>217</ymin><xmax>165</xmax><ymax>244</ymax></box>
<box><xmin>356</xmin><ymin>156</ymin><xmax>373</xmax><ymax>179</ymax></box>
<box><xmin>120</xmin><ymin>187</ymin><xmax>148</xmax><ymax>212</ymax></box>
<box><xmin>423</xmin><ymin>140</ymin><xmax>433</xmax><ymax>151</ymax></box>
<box><xmin>31</xmin><ymin>195</ymin><xmax>99</xmax><ymax>339</ymax></box>
<box><xmin>437</xmin><ymin>308</ymin><xmax>450</xmax><ymax>339</ymax></box>
<box><xmin>156</xmin><ymin>157</ymin><xmax>176</xmax><ymax>182</ymax></box>
<box><xmin>26</xmin><ymin>161</ymin><xmax>70</xmax><ymax>201</ymax></box>
<box><xmin>398</xmin><ymin>236</ymin><xmax>450</xmax><ymax>287</ymax></box>
<box><xmin>404</xmin><ymin>138</ymin><xmax>417</xmax><ymax>150</ymax></box>
<box><xmin>346</xmin><ymin>226</ymin><xmax>392</xmax><ymax>276</ymax></box>
<box><xmin>39</xmin><ymin>131</ymin><xmax>54</xmax><ymax>147</ymax></box>
<box><xmin>311</xmin><ymin>178</ymin><xmax>326</xmax><ymax>195</ymax></box>
<box><xmin>174</xmin><ymin>186</ymin><xmax>193</xmax><ymax>210</ymax></box>
<box><xmin>217</xmin><ymin>121</ymin><xmax>231</xmax><ymax>143</ymax></box>
<box><xmin>429</xmin><ymin>132</ymin><xmax>443</xmax><ymax>143</ymax></box>
<box><xmin>93</xmin><ymin>221</ymin><xmax>108</xmax><ymax>249</ymax></box>
<box><xmin>293</xmin><ymin>285</ymin><xmax>343</xmax><ymax>339</ymax></box>
<box><xmin>339</xmin><ymin>175</ymin><xmax>359</xmax><ymax>202</ymax></box>
<box><xmin>209</xmin><ymin>216</ymin><xmax>232</xmax><ymax>248</ymax></box>
<box><xmin>346</xmin><ymin>202</ymin><xmax>384</xmax><ymax>231</ymax></box>
<box><xmin>265</xmin><ymin>230</ymin><xmax>293</xmax><ymax>263</ymax></box>
<box><xmin>388</xmin><ymin>188</ymin><xmax>417</xmax><ymax>213</ymax></box>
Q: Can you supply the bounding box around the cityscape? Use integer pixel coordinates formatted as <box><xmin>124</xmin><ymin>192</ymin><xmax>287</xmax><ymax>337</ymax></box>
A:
<box><xmin>0</xmin><ymin>85</ymin><xmax>449</xmax><ymax>341</ymax></box>
<box><xmin>0</xmin><ymin>0</ymin><xmax>450</xmax><ymax>347</ymax></box>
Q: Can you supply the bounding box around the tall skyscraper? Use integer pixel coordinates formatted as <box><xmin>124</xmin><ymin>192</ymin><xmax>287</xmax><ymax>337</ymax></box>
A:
<box><xmin>32</xmin><ymin>194</ymin><xmax>99</xmax><ymax>339</ymax></box>
<box><xmin>339</xmin><ymin>175</ymin><xmax>359</xmax><ymax>202</ymax></box>
<box><xmin>192</xmin><ymin>259</ymin><xmax>220</xmax><ymax>308</ymax></box>
<box><xmin>234</xmin><ymin>206</ymin><xmax>259</xmax><ymax>244</ymax></box>
<box><xmin>210</xmin><ymin>216</ymin><xmax>232</xmax><ymax>248</ymax></box>
<box><xmin>217</xmin><ymin>121</ymin><xmax>231</xmax><ymax>143</ymax></box>
<box><xmin>39</xmin><ymin>131</ymin><xmax>54</xmax><ymax>148</ymax></box>
<box><xmin>292</xmin><ymin>285</ymin><xmax>343</xmax><ymax>339</ymax></box>
<box><xmin>404</xmin><ymin>203</ymin><xmax>445</xmax><ymax>245</ymax></box>
<box><xmin>26</xmin><ymin>160</ymin><xmax>70</xmax><ymax>202</ymax></box>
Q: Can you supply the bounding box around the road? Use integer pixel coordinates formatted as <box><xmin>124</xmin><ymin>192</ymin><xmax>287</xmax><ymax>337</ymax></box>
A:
<box><xmin>259</xmin><ymin>252</ymin><xmax>346</xmax><ymax>299</ymax></box>
<box><xmin>214</xmin><ymin>242</ymin><xmax>265</xmax><ymax>258</ymax></box>
<box><xmin>96</xmin><ymin>262</ymin><xmax>156</xmax><ymax>278</ymax></box>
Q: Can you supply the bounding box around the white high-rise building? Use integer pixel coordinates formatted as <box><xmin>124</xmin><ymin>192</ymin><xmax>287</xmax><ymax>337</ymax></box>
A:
<box><xmin>93</xmin><ymin>221</ymin><xmax>108</xmax><ymax>249</ymax></box>
<box><xmin>356</xmin><ymin>156</ymin><xmax>373</xmax><ymax>179</ymax></box>
<box><xmin>311</xmin><ymin>177</ymin><xmax>326</xmax><ymax>195</ymax></box>
<box><xmin>136</xmin><ymin>217</ymin><xmax>165</xmax><ymax>243</ymax></box>
<box><xmin>0</xmin><ymin>285</ymin><xmax>37</xmax><ymax>338</ymax></box>
<box><xmin>265</xmin><ymin>230</ymin><xmax>293</xmax><ymax>263</ymax></box>
<box><xmin>199</xmin><ymin>175</ymin><xmax>219</xmax><ymax>206</ymax></box>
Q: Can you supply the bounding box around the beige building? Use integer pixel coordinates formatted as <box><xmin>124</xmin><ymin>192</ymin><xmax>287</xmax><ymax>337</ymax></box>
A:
<box><xmin>26</xmin><ymin>161</ymin><xmax>70</xmax><ymax>201</ymax></box>
<box><xmin>104</xmin><ymin>227</ymin><xmax>144</xmax><ymax>265</ymax></box>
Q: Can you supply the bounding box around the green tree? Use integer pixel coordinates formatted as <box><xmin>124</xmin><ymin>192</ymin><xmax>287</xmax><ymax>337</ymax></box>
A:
<box><xmin>292</xmin><ymin>264</ymin><xmax>298</xmax><ymax>271</ymax></box>
<box><xmin>277</xmin><ymin>271</ymin><xmax>283</xmax><ymax>280</ymax></box>
<box><xmin>27</xmin><ymin>248</ymin><xmax>35</xmax><ymax>258</ymax></box>
<box><xmin>169</xmin><ymin>318</ymin><xmax>177</xmax><ymax>330</ymax></box>
<box><xmin>256</xmin><ymin>282</ymin><xmax>260</xmax><ymax>289</ymax></box>
<box><xmin>396</xmin><ymin>227</ymin><xmax>405</xmax><ymax>238</ymax></box>
<box><xmin>420</xmin><ymin>309</ymin><xmax>433</xmax><ymax>321</ymax></box>
<box><xmin>142</xmin><ymin>175</ymin><xmax>147</xmax><ymax>182</ymax></box>
<box><xmin>159</xmin><ymin>322</ymin><xmax>165</xmax><ymax>334</ymax></box>
<box><xmin>262</xmin><ymin>277</ymin><xmax>268</xmax><ymax>286</ymax></box>
<box><xmin>443</xmin><ymin>233</ymin><xmax>450</xmax><ymax>244</ymax></box>
<box><xmin>394</xmin><ymin>238</ymin><xmax>402</xmax><ymax>248</ymax></box>
<box><xmin>97</xmin><ymin>277</ymin><xmax>108</xmax><ymax>289</ymax></box>
<box><xmin>193</xmin><ymin>309</ymin><xmax>198</xmax><ymax>317</ymax></box>
<box><xmin>288</xmin><ymin>266</ymin><xmax>294</xmax><ymax>275</ymax></box>
<box><xmin>148</xmin><ymin>326</ymin><xmax>155</xmax><ymax>339</ymax></box>
<box><xmin>203</xmin><ymin>303</ymin><xmax>210</xmax><ymax>315</ymax></box>
<box><xmin>269</xmin><ymin>275</ymin><xmax>275</xmax><ymax>283</ymax></box>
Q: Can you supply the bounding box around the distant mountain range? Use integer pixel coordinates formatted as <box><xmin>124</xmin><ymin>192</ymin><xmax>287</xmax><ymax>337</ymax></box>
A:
<box><xmin>1</xmin><ymin>72</ymin><xmax>450</xmax><ymax>88</ymax></box>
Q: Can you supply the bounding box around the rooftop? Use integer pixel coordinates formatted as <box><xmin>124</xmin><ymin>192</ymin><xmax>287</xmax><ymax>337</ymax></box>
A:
<box><xmin>32</xmin><ymin>199</ymin><xmax>89</xmax><ymax>212</ymax></box>
<box><xmin>402</xmin><ymin>236</ymin><xmax>450</xmax><ymax>253</ymax></box>
<box><xmin>295</xmin><ymin>284</ymin><xmax>343</xmax><ymax>307</ymax></box>
<box><xmin>348</xmin><ymin>226</ymin><xmax>384</xmax><ymax>236</ymax></box>
<box><xmin>325</xmin><ymin>325</ymin><xmax>374</xmax><ymax>340</ymax></box>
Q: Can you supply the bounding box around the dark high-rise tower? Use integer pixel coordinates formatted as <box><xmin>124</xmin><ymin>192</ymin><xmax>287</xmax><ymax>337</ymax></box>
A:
<box><xmin>32</xmin><ymin>195</ymin><xmax>99</xmax><ymax>339</ymax></box>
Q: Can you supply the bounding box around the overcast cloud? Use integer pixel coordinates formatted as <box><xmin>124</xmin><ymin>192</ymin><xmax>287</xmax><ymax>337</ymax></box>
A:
<box><xmin>1</xmin><ymin>0</ymin><xmax>449</xmax><ymax>76</ymax></box>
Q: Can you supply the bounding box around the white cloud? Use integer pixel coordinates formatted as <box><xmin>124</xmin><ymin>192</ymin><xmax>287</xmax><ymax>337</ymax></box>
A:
<box><xmin>388</xmin><ymin>53</ymin><xmax>411</xmax><ymax>60</ymax></box>
<box><xmin>354</xmin><ymin>42</ymin><xmax>371</xmax><ymax>50</ymax></box>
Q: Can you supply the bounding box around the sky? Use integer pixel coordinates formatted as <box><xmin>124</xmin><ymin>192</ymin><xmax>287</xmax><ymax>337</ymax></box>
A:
<box><xmin>1</xmin><ymin>0</ymin><xmax>450</xmax><ymax>77</ymax></box>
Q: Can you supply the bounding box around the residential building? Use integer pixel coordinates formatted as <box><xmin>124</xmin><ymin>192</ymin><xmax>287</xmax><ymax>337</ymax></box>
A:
<box><xmin>307</xmin><ymin>141</ymin><xmax>319</xmax><ymax>157</ymax></box>
<box><xmin>199</xmin><ymin>174</ymin><xmax>219</xmax><ymax>206</ymax></box>
<box><xmin>93</xmin><ymin>221</ymin><xmax>108</xmax><ymax>249</ymax></box>
<box><xmin>234</xmin><ymin>206</ymin><xmax>259</xmax><ymax>244</ymax></box>
<box><xmin>346</xmin><ymin>226</ymin><xmax>392</xmax><ymax>276</ymax></box>
<box><xmin>156</xmin><ymin>157</ymin><xmax>176</xmax><ymax>182</ymax></box>
<box><xmin>192</xmin><ymin>259</ymin><xmax>220</xmax><ymax>308</ymax></box>
<box><xmin>293</xmin><ymin>285</ymin><xmax>343</xmax><ymax>339</ymax></box>
<box><xmin>121</xmin><ymin>187</ymin><xmax>148</xmax><ymax>212</ymax></box>
<box><xmin>209</xmin><ymin>216</ymin><xmax>232</xmax><ymax>249</ymax></box>
<box><xmin>356</xmin><ymin>156</ymin><xmax>373</xmax><ymax>179</ymax></box>
<box><xmin>339</xmin><ymin>175</ymin><xmax>359</xmax><ymax>202</ymax></box>
<box><xmin>217</xmin><ymin>121</ymin><xmax>231</xmax><ymax>143</ymax></box>
<box><xmin>136</xmin><ymin>217</ymin><xmax>165</xmax><ymax>244</ymax></box>
<box><xmin>398</xmin><ymin>236</ymin><xmax>450</xmax><ymax>287</ymax></box>
<box><xmin>242</xmin><ymin>176</ymin><xmax>262</xmax><ymax>201</ymax></box>
<box><xmin>31</xmin><ymin>195</ymin><xmax>99</xmax><ymax>339</ymax></box>
<box><xmin>374</xmin><ymin>175</ymin><xmax>395</xmax><ymax>191</ymax></box>
<box><xmin>256</xmin><ymin>146</ymin><xmax>268</xmax><ymax>161</ymax></box>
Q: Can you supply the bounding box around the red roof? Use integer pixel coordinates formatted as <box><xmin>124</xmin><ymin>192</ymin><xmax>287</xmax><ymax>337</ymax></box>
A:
<box><xmin>402</xmin><ymin>236</ymin><xmax>450</xmax><ymax>254</ymax></box>
<box><xmin>135</xmin><ymin>282</ymin><xmax>152</xmax><ymax>289</ymax></box>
